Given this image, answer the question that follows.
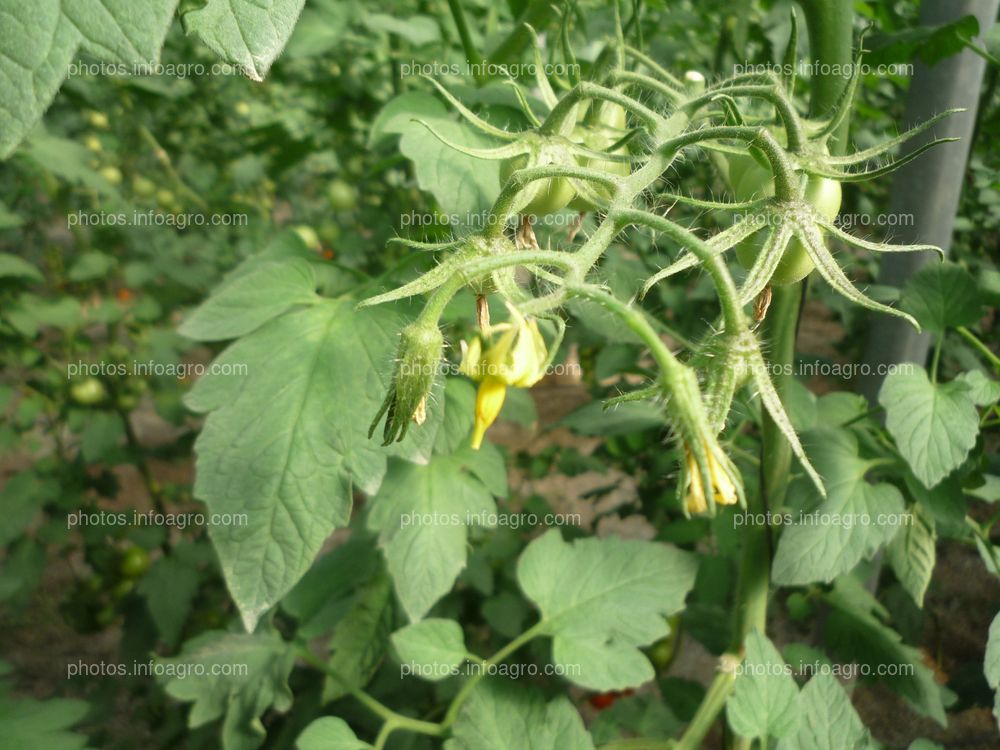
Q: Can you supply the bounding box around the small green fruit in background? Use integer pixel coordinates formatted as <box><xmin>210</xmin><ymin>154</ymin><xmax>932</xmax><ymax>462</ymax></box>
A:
<box><xmin>327</xmin><ymin>179</ymin><xmax>358</xmax><ymax>211</ymax></box>
<box><xmin>70</xmin><ymin>377</ymin><xmax>108</xmax><ymax>405</ymax></box>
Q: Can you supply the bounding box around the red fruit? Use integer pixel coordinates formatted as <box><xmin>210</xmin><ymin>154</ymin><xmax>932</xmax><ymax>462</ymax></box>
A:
<box><xmin>588</xmin><ymin>692</ymin><xmax>618</xmax><ymax>710</ymax></box>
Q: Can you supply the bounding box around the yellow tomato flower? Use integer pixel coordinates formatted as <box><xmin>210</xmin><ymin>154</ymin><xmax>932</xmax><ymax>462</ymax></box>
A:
<box><xmin>471</xmin><ymin>376</ymin><xmax>508</xmax><ymax>449</ymax></box>
<box><xmin>460</xmin><ymin>304</ymin><xmax>548</xmax><ymax>449</ymax></box>
<box><xmin>684</xmin><ymin>438</ymin><xmax>740</xmax><ymax>515</ymax></box>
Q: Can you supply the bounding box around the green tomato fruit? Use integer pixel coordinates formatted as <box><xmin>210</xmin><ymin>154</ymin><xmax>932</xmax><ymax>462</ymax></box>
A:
<box><xmin>120</xmin><ymin>546</ymin><xmax>150</xmax><ymax>578</ymax></box>
<box><xmin>111</xmin><ymin>579</ymin><xmax>135</xmax><ymax>600</ymax></box>
<box><xmin>567</xmin><ymin>124</ymin><xmax>630</xmax><ymax>212</ymax></box>
<box><xmin>156</xmin><ymin>188</ymin><xmax>175</xmax><ymax>208</ymax></box>
<box><xmin>116</xmin><ymin>393</ymin><xmax>139</xmax><ymax>411</ymax></box>
<box><xmin>70</xmin><ymin>377</ymin><xmax>108</xmax><ymax>406</ymax></box>
<box><xmin>95</xmin><ymin>604</ymin><xmax>116</xmax><ymax>627</ymax></box>
<box><xmin>318</xmin><ymin>221</ymin><xmax>341</xmax><ymax>246</ymax></box>
<box><xmin>590</xmin><ymin>101</ymin><xmax>627</xmax><ymax>131</ymax></box>
<box><xmin>786</xmin><ymin>592</ymin><xmax>813</xmax><ymax>621</ymax></box>
<box><xmin>327</xmin><ymin>179</ymin><xmax>358</xmax><ymax>211</ymax></box>
<box><xmin>733</xmin><ymin>164</ymin><xmax>842</xmax><ymax>286</ymax></box>
<box><xmin>132</xmin><ymin>176</ymin><xmax>156</xmax><ymax>198</ymax></box>
<box><xmin>499</xmin><ymin>150</ymin><xmax>576</xmax><ymax>216</ymax></box>
<box><xmin>99</xmin><ymin>166</ymin><xmax>123</xmax><ymax>186</ymax></box>
<box><xmin>87</xmin><ymin>111</ymin><xmax>110</xmax><ymax>130</ymax></box>
<box><xmin>292</xmin><ymin>225</ymin><xmax>321</xmax><ymax>251</ymax></box>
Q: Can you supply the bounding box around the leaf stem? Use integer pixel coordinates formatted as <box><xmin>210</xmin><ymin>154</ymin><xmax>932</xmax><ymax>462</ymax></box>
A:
<box><xmin>441</xmin><ymin>624</ymin><xmax>542</xmax><ymax>728</ymax></box>
<box><xmin>294</xmin><ymin>645</ymin><xmax>444</xmax><ymax>737</ymax></box>
<box><xmin>446</xmin><ymin>0</ymin><xmax>485</xmax><ymax>80</ymax></box>
<box><xmin>957</xmin><ymin>326</ymin><xmax>1000</xmax><ymax>371</ymax></box>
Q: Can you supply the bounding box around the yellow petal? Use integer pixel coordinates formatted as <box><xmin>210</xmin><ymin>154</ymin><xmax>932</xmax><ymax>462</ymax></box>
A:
<box><xmin>684</xmin><ymin>448</ymin><xmax>708</xmax><ymax>514</ymax></box>
<box><xmin>471</xmin><ymin>377</ymin><xmax>507</xmax><ymax>449</ymax></box>
<box><xmin>705</xmin><ymin>440</ymin><xmax>739</xmax><ymax>506</ymax></box>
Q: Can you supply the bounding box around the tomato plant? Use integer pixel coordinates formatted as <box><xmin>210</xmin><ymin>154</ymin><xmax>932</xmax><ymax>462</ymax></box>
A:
<box><xmin>1</xmin><ymin>2</ymin><xmax>999</xmax><ymax>750</ymax></box>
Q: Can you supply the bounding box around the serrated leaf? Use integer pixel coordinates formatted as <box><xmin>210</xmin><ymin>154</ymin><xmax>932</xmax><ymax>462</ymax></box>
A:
<box><xmin>367</xmin><ymin>449</ymin><xmax>498</xmax><ymax>622</ymax></box>
<box><xmin>886</xmin><ymin>506</ymin><xmax>936</xmax><ymax>607</ymax></box>
<box><xmin>323</xmin><ymin>569</ymin><xmax>393</xmax><ymax>702</ymax></box>
<box><xmin>824</xmin><ymin>579</ymin><xmax>951</xmax><ymax>725</ymax></box>
<box><xmin>0</xmin><ymin>691</ymin><xmax>90</xmax><ymax>750</ymax></box>
<box><xmin>985</xmin><ymin>612</ymin><xmax>1000</xmax><ymax>728</ymax></box>
<box><xmin>179</xmin><ymin>259</ymin><xmax>318</xmax><ymax>341</ymax></box>
<box><xmin>296</xmin><ymin>717</ymin><xmax>371</xmax><ymax>750</ymax></box>
<box><xmin>391</xmin><ymin>618</ymin><xmax>469</xmax><ymax>681</ymax></box>
<box><xmin>517</xmin><ymin>529</ymin><xmax>697</xmax><ymax>690</ymax></box>
<box><xmin>777</xmin><ymin>672</ymin><xmax>873</xmax><ymax>750</ymax></box>
<box><xmin>156</xmin><ymin>630</ymin><xmax>295</xmax><ymax>750</ymax></box>
<box><xmin>900</xmin><ymin>262</ymin><xmax>982</xmax><ymax>332</ymax></box>
<box><xmin>182</xmin><ymin>0</ymin><xmax>306</xmax><ymax>81</ymax></box>
<box><xmin>772</xmin><ymin>429</ymin><xmax>905</xmax><ymax>586</ymax></box>
<box><xmin>0</xmin><ymin>1</ymin><xmax>177</xmax><ymax>159</ymax></box>
<box><xmin>444</xmin><ymin>679</ymin><xmax>594</xmax><ymax>750</ymax></box>
<box><xmin>956</xmin><ymin>370</ymin><xmax>1000</xmax><ymax>407</ymax></box>
<box><xmin>727</xmin><ymin>630</ymin><xmax>800</xmax><ymax>741</ymax></box>
<box><xmin>185</xmin><ymin>300</ymin><xmax>440</xmax><ymax>631</ymax></box>
<box><xmin>371</xmin><ymin>91</ymin><xmax>500</xmax><ymax>227</ymax></box>
<box><xmin>880</xmin><ymin>368</ymin><xmax>979</xmax><ymax>489</ymax></box>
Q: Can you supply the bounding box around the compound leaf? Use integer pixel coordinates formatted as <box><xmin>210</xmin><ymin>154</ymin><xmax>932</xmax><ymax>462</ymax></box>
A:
<box><xmin>517</xmin><ymin>529</ymin><xmax>697</xmax><ymax>690</ymax></box>
<box><xmin>880</xmin><ymin>368</ymin><xmax>979</xmax><ymax>489</ymax></box>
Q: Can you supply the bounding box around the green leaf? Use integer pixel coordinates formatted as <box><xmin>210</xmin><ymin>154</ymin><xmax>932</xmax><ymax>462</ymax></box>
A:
<box><xmin>185</xmin><ymin>300</ymin><xmax>440</xmax><ymax>631</ymax></box>
<box><xmin>67</xmin><ymin>252</ymin><xmax>117</xmax><ymax>283</ymax></box>
<box><xmin>956</xmin><ymin>370</ymin><xmax>1000</xmax><ymax>407</ymax></box>
<box><xmin>886</xmin><ymin>506</ymin><xmax>936</xmax><ymax>607</ymax></box>
<box><xmin>79</xmin><ymin>411</ymin><xmax>125</xmax><ymax>463</ymax></box>
<box><xmin>900</xmin><ymin>262</ymin><xmax>982</xmax><ymax>333</ymax></box>
<box><xmin>296</xmin><ymin>717</ymin><xmax>371</xmax><ymax>750</ymax></box>
<box><xmin>880</xmin><ymin>368</ymin><xmax>979</xmax><ymax>489</ymax></box>
<box><xmin>362</xmin><ymin>14</ymin><xmax>440</xmax><ymax>46</ymax></box>
<box><xmin>0</xmin><ymin>472</ymin><xmax>57</xmax><ymax>548</ymax></box>
<box><xmin>727</xmin><ymin>630</ymin><xmax>800</xmax><ymax>741</ymax></box>
<box><xmin>561</xmin><ymin>400</ymin><xmax>666</xmax><ymax>436</ymax></box>
<box><xmin>517</xmin><ymin>529</ymin><xmax>697</xmax><ymax>690</ymax></box>
<box><xmin>391</xmin><ymin>618</ymin><xmax>469</xmax><ymax>681</ymax></box>
<box><xmin>0</xmin><ymin>690</ymin><xmax>90</xmax><ymax>750</ymax></box>
<box><xmin>0</xmin><ymin>2</ymin><xmax>177</xmax><ymax>159</ymax></box>
<box><xmin>182</xmin><ymin>0</ymin><xmax>307</xmax><ymax>81</ymax></box>
<box><xmin>323</xmin><ymin>568</ymin><xmax>393</xmax><ymax>702</ymax></box>
<box><xmin>280</xmin><ymin>535</ymin><xmax>380</xmax><ymax>638</ymax></box>
<box><xmin>772</xmin><ymin>429</ymin><xmax>905</xmax><ymax>586</ymax></box>
<box><xmin>0</xmin><ymin>253</ymin><xmax>42</xmax><ymax>282</ymax></box>
<box><xmin>367</xmin><ymin>449</ymin><xmax>498</xmax><ymax>621</ymax></box>
<box><xmin>157</xmin><ymin>630</ymin><xmax>295</xmax><ymax>750</ymax></box>
<box><xmin>371</xmin><ymin>92</ymin><xmax>500</xmax><ymax>226</ymax></box>
<box><xmin>985</xmin><ymin>612</ymin><xmax>1000</xmax><ymax>728</ymax></box>
<box><xmin>445</xmin><ymin>679</ymin><xmax>594</xmax><ymax>750</ymax></box>
<box><xmin>179</xmin><ymin>259</ymin><xmax>318</xmax><ymax>341</ymax></box>
<box><xmin>777</xmin><ymin>672</ymin><xmax>872</xmax><ymax>750</ymax></box>
<box><xmin>137</xmin><ymin>555</ymin><xmax>200</xmax><ymax>648</ymax></box>
<box><xmin>824</xmin><ymin>579</ymin><xmax>951</xmax><ymax>724</ymax></box>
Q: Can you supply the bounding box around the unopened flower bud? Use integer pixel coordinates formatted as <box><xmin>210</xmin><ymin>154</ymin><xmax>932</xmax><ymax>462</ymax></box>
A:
<box><xmin>369</xmin><ymin>321</ymin><xmax>443</xmax><ymax>445</ymax></box>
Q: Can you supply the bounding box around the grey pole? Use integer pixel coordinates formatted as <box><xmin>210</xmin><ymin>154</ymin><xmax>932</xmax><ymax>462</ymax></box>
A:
<box><xmin>856</xmin><ymin>0</ymin><xmax>999</xmax><ymax>404</ymax></box>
